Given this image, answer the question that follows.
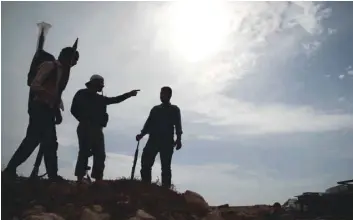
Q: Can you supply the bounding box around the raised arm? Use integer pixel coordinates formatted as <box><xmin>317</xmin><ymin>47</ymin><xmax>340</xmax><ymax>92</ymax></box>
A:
<box><xmin>104</xmin><ymin>89</ymin><xmax>140</xmax><ymax>105</ymax></box>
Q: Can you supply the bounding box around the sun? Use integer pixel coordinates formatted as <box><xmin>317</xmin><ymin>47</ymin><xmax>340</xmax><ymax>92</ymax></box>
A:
<box><xmin>167</xmin><ymin>1</ymin><xmax>232</xmax><ymax>62</ymax></box>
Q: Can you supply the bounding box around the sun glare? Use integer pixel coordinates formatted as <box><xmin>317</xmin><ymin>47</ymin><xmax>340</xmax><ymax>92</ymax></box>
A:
<box><xmin>168</xmin><ymin>1</ymin><xmax>232</xmax><ymax>62</ymax></box>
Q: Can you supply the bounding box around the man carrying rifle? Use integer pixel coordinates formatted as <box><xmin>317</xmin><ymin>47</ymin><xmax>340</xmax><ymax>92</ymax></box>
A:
<box><xmin>136</xmin><ymin>86</ymin><xmax>183</xmax><ymax>188</ymax></box>
<box><xmin>71</xmin><ymin>74</ymin><xmax>140</xmax><ymax>183</ymax></box>
<box><xmin>3</xmin><ymin>47</ymin><xmax>79</xmax><ymax>181</ymax></box>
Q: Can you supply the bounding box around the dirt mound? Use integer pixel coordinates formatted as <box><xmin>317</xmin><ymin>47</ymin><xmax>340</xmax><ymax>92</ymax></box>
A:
<box><xmin>2</xmin><ymin>176</ymin><xmax>211</xmax><ymax>220</ymax></box>
<box><xmin>2</xmin><ymin>176</ymin><xmax>286</xmax><ymax>220</ymax></box>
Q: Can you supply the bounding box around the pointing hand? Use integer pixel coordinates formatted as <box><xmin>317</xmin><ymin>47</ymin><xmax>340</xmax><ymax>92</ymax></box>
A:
<box><xmin>129</xmin><ymin>89</ymin><xmax>140</xmax><ymax>96</ymax></box>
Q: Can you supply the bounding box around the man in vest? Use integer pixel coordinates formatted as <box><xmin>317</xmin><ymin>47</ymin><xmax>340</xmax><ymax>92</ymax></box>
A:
<box><xmin>71</xmin><ymin>74</ymin><xmax>140</xmax><ymax>182</ymax></box>
<box><xmin>3</xmin><ymin>47</ymin><xmax>79</xmax><ymax>181</ymax></box>
<box><xmin>136</xmin><ymin>86</ymin><xmax>183</xmax><ymax>188</ymax></box>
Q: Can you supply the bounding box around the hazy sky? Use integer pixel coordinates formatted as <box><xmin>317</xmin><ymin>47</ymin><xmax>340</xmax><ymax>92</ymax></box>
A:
<box><xmin>1</xmin><ymin>1</ymin><xmax>353</xmax><ymax>206</ymax></box>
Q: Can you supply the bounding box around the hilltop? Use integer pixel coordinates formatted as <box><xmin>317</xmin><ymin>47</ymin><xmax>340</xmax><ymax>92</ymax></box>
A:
<box><xmin>1</xmin><ymin>176</ymin><xmax>275</xmax><ymax>220</ymax></box>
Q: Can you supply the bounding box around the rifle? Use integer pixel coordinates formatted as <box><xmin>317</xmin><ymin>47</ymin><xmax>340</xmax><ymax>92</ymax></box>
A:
<box><xmin>29</xmin><ymin>22</ymin><xmax>52</xmax><ymax>180</ymax></box>
<box><xmin>130</xmin><ymin>141</ymin><xmax>140</xmax><ymax>180</ymax></box>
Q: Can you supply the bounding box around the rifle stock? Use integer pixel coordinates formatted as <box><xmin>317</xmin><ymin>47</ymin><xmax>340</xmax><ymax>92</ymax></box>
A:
<box><xmin>130</xmin><ymin>141</ymin><xmax>140</xmax><ymax>180</ymax></box>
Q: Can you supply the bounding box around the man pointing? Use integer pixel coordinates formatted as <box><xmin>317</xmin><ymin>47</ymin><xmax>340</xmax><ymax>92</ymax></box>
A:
<box><xmin>71</xmin><ymin>74</ymin><xmax>140</xmax><ymax>182</ymax></box>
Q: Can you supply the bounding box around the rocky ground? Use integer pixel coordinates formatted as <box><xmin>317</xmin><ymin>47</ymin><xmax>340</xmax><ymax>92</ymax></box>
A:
<box><xmin>1</xmin><ymin>176</ymin><xmax>275</xmax><ymax>220</ymax></box>
<box><xmin>1</xmin><ymin>176</ymin><xmax>343</xmax><ymax>220</ymax></box>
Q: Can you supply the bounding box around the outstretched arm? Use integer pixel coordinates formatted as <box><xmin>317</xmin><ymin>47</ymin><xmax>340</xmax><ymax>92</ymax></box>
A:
<box><xmin>104</xmin><ymin>89</ymin><xmax>140</xmax><ymax>105</ymax></box>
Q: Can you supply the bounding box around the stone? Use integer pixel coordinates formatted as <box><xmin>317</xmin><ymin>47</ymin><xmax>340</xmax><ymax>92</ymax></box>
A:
<box><xmin>22</xmin><ymin>206</ymin><xmax>46</xmax><ymax>218</ymax></box>
<box><xmin>24</xmin><ymin>213</ymin><xmax>65</xmax><ymax>220</ymax></box>
<box><xmin>135</xmin><ymin>209</ymin><xmax>156</xmax><ymax>220</ymax></box>
<box><xmin>80</xmin><ymin>208</ymin><xmax>110</xmax><ymax>220</ymax></box>
<box><xmin>183</xmin><ymin>190</ymin><xmax>209</xmax><ymax>215</ymax></box>
<box><xmin>202</xmin><ymin>209</ymin><xmax>224</xmax><ymax>220</ymax></box>
<box><xmin>92</xmin><ymin>205</ymin><xmax>103</xmax><ymax>213</ymax></box>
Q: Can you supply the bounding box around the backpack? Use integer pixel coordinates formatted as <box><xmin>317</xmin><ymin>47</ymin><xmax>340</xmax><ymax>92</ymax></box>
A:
<box><xmin>27</xmin><ymin>49</ymin><xmax>56</xmax><ymax>86</ymax></box>
<box><xmin>27</xmin><ymin>49</ymin><xmax>58</xmax><ymax>112</ymax></box>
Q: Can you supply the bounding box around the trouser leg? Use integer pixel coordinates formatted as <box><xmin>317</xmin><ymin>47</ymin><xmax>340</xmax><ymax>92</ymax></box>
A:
<box><xmin>159</xmin><ymin>139</ymin><xmax>174</xmax><ymax>188</ymax></box>
<box><xmin>5</xmin><ymin>111</ymin><xmax>42</xmax><ymax>172</ymax></box>
<box><xmin>75</xmin><ymin>123</ymin><xmax>90</xmax><ymax>179</ymax></box>
<box><xmin>41</xmin><ymin>124</ymin><xmax>59</xmax><ymax>176</ymax></box>
<box><xmin>39</xmin><ymin>106</ymin><xmax>58</xmax><ymax>178</ymax></box>
<box><xmin>91</xmin><ymin>127</ymin><xmax>105</xmax><ymax>180</ymax></box>
<box><xmin>140</xmin><ymin>138</ymin><xmax>159</xmax><ymax>184</ymax></box>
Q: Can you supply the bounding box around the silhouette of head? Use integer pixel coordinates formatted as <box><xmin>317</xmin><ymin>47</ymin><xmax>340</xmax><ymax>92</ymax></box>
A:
<box><xmin>58</xmin><ymin>47</ymin><xmax>79</xmax><ymax>67</ymax></box>
<box><xmin>160</xmin><ymin>86</ymin><xmax>172</xmax><ymax>104</ymax></box>
<box><xmin>86</xmin><ymin>74</ymin><xmax>104</xmax><ymax>92</ymax></box>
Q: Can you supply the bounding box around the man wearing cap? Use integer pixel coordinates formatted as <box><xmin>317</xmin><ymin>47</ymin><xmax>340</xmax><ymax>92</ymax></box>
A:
<box><xmin>3</xmin><ymin>47</ymin><xmax>79</xmax><ymax>181</ymax></box>
<box><xmin>71</xmin><ymin>74</ymin><xmax>140</xmax><ymax>182</ymax></box>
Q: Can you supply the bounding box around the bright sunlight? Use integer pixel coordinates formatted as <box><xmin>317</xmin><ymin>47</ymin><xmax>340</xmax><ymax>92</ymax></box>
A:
<box><xmin>167</xmin><ymin>1</ymin><xmax>232</xmax><ymax>62</ymax></box>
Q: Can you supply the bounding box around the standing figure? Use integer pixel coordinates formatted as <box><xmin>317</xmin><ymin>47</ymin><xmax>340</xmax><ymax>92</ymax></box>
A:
<box><xmin>3</xmin><ymin>47</ymin><xmax>79</xmax><ymax>181</ymax></box>
<box><xmin>71</xmin><ymin>74</ymin><xmax>140</xmax><ymax>182</ymax></box>
<box><xmin>136</xmin><ymin>86</ymin><xmax>183</xmax><ymax>188</ymax></box>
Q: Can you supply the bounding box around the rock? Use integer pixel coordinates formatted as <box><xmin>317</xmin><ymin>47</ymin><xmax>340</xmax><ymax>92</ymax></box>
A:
<box><xmin>202</xmin><ymin>209</ymin><xmax>224</xmax><ymax>220</ymax></box>
<box><xmin>22</xmin><ymin>206</ymin><xmax>46</xmax><ymax>218</ymax></box>
<box><xmin>127</xmin><ymin>217</ymin><xmax>140</xmax><ymax>220</ymax></box>
<box><xmin>92</xmin><ymin>205</ymin><xmax>103</xmax><ymax>213</ymax></box>
<box><xmin>135</xmin><ymin>209</ymin><xmax>156</xmax><ymax>220</ymax></box>
<box><xmin>24</xmin><ymin>213</ymin><xmax>65</xmax><ymax>220</ymax></box>
<box><xmin>80</xmin><ymin>208</ymin><xmax>110</xmax><ymax>220</ymax></box>
<box><xmin>183</xmin><ymin>190</ymin><xmax>209</xmax><ymax>215</ymax></box>
<box><xmin>81</xmin><ymin>208</ymin><xmax>98</xmax><ymax>220</ymax></box>
<box><xmin>33</xmin><ymin>206</ymin><xmax>46</xmax><ymax>213</ymax></box>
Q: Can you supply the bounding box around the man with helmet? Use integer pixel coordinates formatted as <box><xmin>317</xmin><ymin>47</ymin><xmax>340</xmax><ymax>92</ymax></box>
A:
<box><xmin>71</xmin><ymin>74</ymin><xmax>140</xmax><ymax>182</ymax></box>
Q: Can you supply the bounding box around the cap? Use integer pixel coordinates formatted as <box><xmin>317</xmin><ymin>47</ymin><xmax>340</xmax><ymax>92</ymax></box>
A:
<box><xmin>85</xmin><ymin>74</ymin><xmax>104</xmax><ymax>86</ymax></box>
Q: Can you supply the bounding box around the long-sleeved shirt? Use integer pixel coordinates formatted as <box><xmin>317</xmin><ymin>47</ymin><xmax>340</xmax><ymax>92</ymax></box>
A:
<box><xmin>30</xmin><ymin>60</ymin><xmax>67</xmax><ymax>109</ymax></box>
<box><xmin>141</xmin><ymin>103</ymin><xmax>183</xmax><ymax>139</ymax></box>
<box><xmin>71</xmin><ymin>88</ymin><xmax>132</xmax><ymax>127</ymax></box>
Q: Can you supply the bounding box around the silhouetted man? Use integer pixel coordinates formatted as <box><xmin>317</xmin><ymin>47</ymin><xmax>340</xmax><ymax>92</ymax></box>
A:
<box><xmin>136</xmin><ymin>86</ymin><xmax>183</xmax><ymax>188</ymax></box>
<box><xmin>3</xmin><ymin>47</ymin><xmax>79</xmax><ymax>181</ymax></box>
<box><xmin>71</xmin><ymin>74</ymin><xmax>140</xmax><ymax>182</ymax></box>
